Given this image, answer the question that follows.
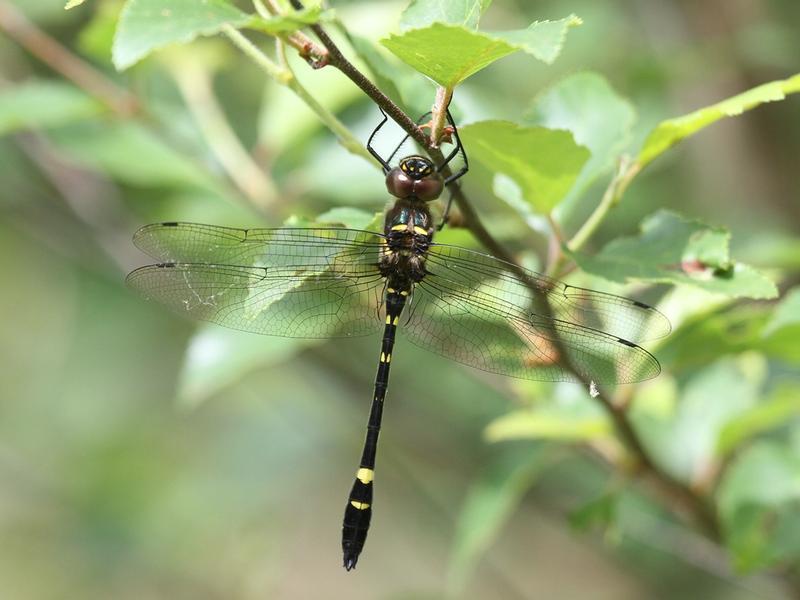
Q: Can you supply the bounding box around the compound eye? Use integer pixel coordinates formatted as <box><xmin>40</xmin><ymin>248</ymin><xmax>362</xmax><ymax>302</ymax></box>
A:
<box><xmin>386</xmin><ymin>168</ymin><xmax>414</xmax><ymax>199</ymax></box>
<box><xmin>413</xmin><ymin>175</ymin><xmax>444</xmax><ymax>201</ymax></box>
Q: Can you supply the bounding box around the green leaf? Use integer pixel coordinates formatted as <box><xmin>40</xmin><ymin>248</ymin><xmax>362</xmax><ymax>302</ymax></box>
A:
<box><xmin>0</xmin><ymin>81</ymin><xmax>103</xmax><ymax>136</ymax></box>
<box><xmin>177</xmin><ymin>326</ymin><xmax>309</xmax><ymax>407</ymax></box>
<box><xmin>50</xmin><ymin>121</ymin><xmax>218</xmax><ymax>189</ymax></box>
<box><xmin>400</xmin><ymin>0</ymin><xmax>491</xmax><ymax>31</ymax></box>
<box><xmin>656</xmin><ymin>303</ymin><xmax>768</xmax><ymax>372</ymax></box>
<box><xmin>760</xmin><ymin>287</ymin><xmax>800</xmax><ymax>363</ymax></box>
<box><xmin>486</xmin><ymin>383</ymin><xmax>612</xmax><ymax>443</ymax></box>
<box><xmin>257</xmin><ymin>50</ymin><xmax>363</xmax><ymax>156</ymax></box>
<box><xmin>763</xmin><ymin>288</ymin><xmax>800</xmax><ymax>337</ymax></box>
<box><xmin>656</xmin><ymin>288</ymin><xmax>800</xmax><ymax>370</ymax></box>
<box><xmin>246</xmin><ymin>5</ymin><xmax>332</xmax><ymax>34</ymax></box>
<box><xmin>569</xmin><ymin>492</ymin><xmax>619</xmax><ymax>538</ymax></box>
<box><xmin>485</xmin><ymin>410</ymin><xmax>610</xmax><ymax>442</ymax></box>
<box><xmin>446</xmin><ymin>444</ymin><xmax>553</xmax><ymax>594</ymax></box>
<box><xmin>65</xmin><ymin>0</ymin><xmax>87</xmax><ymax>8</ymax></box>
<box><xmin>632</xmin><ymin>357</ymin><xmax>764</xmax><ymax>482</ymax></box>
<box><xmin>381</xmin><ymin>16</ymin><xmax>580</xmax><ymax>88</ymax></box>
<box><xmin>314</xmin><ymin>207</ymin><xmax>382</xmax><ymax>231</ymax></box>
<box><xmin>570</xmin><ymin>210</ymin><xmax>778</xmax><ymax>299</ymax></box>
<box><xmin>525</xmin><ymin>72</ymin><xmax>635</xmax><ymax>213</ymax></box>
<box><xmin>347</xmin><ymin>34</ymin><xmax>404</xmax><ymax>106</ymax></box>
<box><xmin>459</xmin><ymin>120</ymin><xmax>590</xmax><ymax>213</ymax></box>
<box><xmin>717</xmin><ymin>386</ymin><xmax>800</xmax><ymax>456</ymax></box>
<box><xmin>718</xmin><ymin>441</ymin><xmax>800</xmax><ymax>571</ymax></box>
<box><xmin>112</xmin><ymin>0</ymin><xmax>252</xmax><ymax>70</ymax></box>
<box><xmin>491</xmin><ymin>174</ymin><xmax>547</xmax><ymax>233</ymax></box>
<box><xmin>12</xmin><ymin>0</ymin><xmax>78</xmax><ymax>24</ymax></box>
<box><xmin>77</xmin><ymin>0</ymin><xmax>123</xmax><ymax>61</ymax></box>
<box><xmin>638</xmin><ymin>73</ymin><xmax>800</xmax><ymax>169</ymax></box>
<box><xmin>486</xmin><ymin>16</ymin><xmax>581</xmax><ymax>64</ymax></box>
<box><xmin>724</xmin><ymin>506</ymin><xmax>800</xmax><ymax>573</ymax></box>
<box><xmin>347</xmin><ymin>33</ymin><xmax>433</xmax><ymax>116</ymax></box>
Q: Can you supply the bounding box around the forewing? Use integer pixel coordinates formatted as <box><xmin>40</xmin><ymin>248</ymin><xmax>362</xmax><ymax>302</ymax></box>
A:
<box><xmin>127</xmin><ymin>226</ymin><xmax>386</xmax><ymax>338</ymax></box>
<box><xmin>425</xmin><ymin>244</ymin><xmax>670</xmax><ymax>343</ymax></box>
<box><xmin>132</xmin><ymin>222</ymin><xmax>384</xmax><ymax>267</ymax></box>
<box><xmin>405</xmin><ymin>246</ymin><xmax>663</xmax><ymax>384</ymax></box>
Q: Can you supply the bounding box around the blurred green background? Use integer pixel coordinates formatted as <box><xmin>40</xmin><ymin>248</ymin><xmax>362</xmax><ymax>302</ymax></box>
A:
<box><xmin>1</xmin><ymin>0</ymin><xmax>799</xmax><ymax>598</ymax></box>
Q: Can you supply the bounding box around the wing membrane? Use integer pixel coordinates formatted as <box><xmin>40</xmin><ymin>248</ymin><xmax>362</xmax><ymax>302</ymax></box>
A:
<box><xmin>425</xmin><ymin>244</ymin><xmax>670</xmax><ymax>343</ymax></box>
<box><xmin>405</xmin><ymin>245</ymin><xmax>663</xmax><ymax>384</ymax></box>
<box><xmin>127</xmin><ymin>224</ymin><xmax>386</xmax><ymax>338</ymax></box>
<box><xmin>133</xmin><ymin>222</ymin><xmax>384</xmax><ymax>267</ymax></box>
<box><xmin>127</xmin><ymin>224</ymin><xmax>667</xmax><ymax>380</ymax></box>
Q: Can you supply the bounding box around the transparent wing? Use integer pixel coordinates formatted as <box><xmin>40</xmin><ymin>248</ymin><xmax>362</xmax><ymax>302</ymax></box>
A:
<box><xmin>424</xmin><ymin>244</ymin><xmax>670</xmax><ymax>343</ymax></box>
<box><xmin>401</xmin><ymin>245</ymin><xmax>665</xmax><ymax>384</ymax></box>
<box><xmin>132</xmin><ymin>222</ymin><xmax>384</xmax><ymax>266</ymax></box>
<box><xmin>126</xmin><ymin>225</ymin><xmax>386</xmax><ymax>338</ymax></box>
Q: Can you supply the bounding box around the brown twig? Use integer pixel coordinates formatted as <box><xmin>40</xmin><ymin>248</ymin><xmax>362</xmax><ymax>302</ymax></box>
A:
<box><xmin>595</xmin><ymin>392</ymin><xmax>721</xmax><ymax>537</ymax></box>
<box><xmin>0</xmin><ymin>0</ymin><xmax>138</xmax><ymax>116</ymax></box>
<box><xmin>254</xmin><ymin>0</ymin><xmax>329</xmax><ymax>67</ymax></box>
<box><xmin>285</xmin><ymin>2</ymin><xmax>523</xmax><ymax>262</ymax></box>
<box><xmin>287</xmin><ymin>0</ymin><xmax>428</xmax><ymax>149</ymax></box>
<box><xmin>285</xmin><ymin>0</ymin><xmax>724</xmax><ymax>547</ymax></box>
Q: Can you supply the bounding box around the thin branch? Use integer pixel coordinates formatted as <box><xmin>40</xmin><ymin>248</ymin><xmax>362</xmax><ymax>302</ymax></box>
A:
<box><xmin>567</xmin><ymin>155</ymin><xmax>640</xmax><ymax>254</ymax></box>
<box><xmin>288</xmin><ymin>0</ymin><xmax>429</xmax><ymax>149</ymax></box>
<box><xmin>429</xmin><ymin>86</ymin><xmax>453</xmax><ymax>147</ymax></box>
<box><xmin>541</xmin><ymin>155</ymin><xmax>721</xmax><ymax>534</ymax></box>
<box><xmin>253</xmin><ymin>0</ymin><xmax>273</xmax><ymax>17</ymax></box>
<box><xmin>595</xmin><ymin>391</ymin><xmax>721</xmax><ymax>537</ymax></box>
<box><xmin>254</xmin><ymin>0</ymin><xmax>328</xmax><ymax>67</ymax></box>
<box><xmin>283</xmin><ymin>0</ymin><xmax>725</xmax><ymax>548</ymax></box>
<box><xmin>223</xmin><ymin>24</ymin><xmax>291</xmax><ymax>82</ymax></box>
<box><xmin>0</xmin><ymin>0</ymin><xmax>137</xmax><ymax>116</ymax></box>
<box><xmin>168</xmin><ymin>59</ymin><xmax>277</xmax><ymax>211</ymax></box>
<box><xmin>222</xmin><ymin>25</ymin><xmax>372</xmax><ymax>163</ymax></box>
<box><xmin>545</xmin><ymin>213</ymin><xmax>564</xmax><ymax>273</ymax></box>
<box><xmin>284</xmin><ymin>2</ymin><xmax>520</xmax><ymax>262</ymax></box>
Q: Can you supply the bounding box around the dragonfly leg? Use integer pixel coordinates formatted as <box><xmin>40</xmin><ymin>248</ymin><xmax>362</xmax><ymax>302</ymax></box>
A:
<box><xmin>439</xmin><ymin>109</ymin><xmax>469</xmax><ymax>185</ymax></box>
<box><xmin>438</xmin><ymin>192</ymin><xmax>456</xmax><ymax>230</ymax></box>
<box><xmin>367</xmin><ymin>108</ymin><xmax>392</xmax><ymax>174</ymax></box>
<box><xmin>384</xmin><ymin>111</ymin><xmax>434</xmax><ymax>167</ymax></box>
<box><xmin>435</xmin><ymin>110</ymin><xmax>469</xmax><ymax>230</ymax></box>
<box><xmin>370</xmin><ymin>110</ymin><xmax>437</xmax><ymax>172</ymax></box>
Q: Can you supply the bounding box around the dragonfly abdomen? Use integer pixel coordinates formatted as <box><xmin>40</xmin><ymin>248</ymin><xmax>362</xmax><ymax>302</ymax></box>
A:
<box><xmin>344</xmin><ymin>169</ymin><xmax>436</xmax><ymax>570</ymax></box>
<box><xmin>342</xmin><ymin>285</ymin><xmax>408</xmax><ymax>570</ymax></box>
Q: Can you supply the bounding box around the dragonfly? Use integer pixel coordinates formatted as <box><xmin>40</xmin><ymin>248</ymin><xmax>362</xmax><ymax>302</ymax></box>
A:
<box><xmin>126</xmin><ymin>109</ymin><xmax>670</xmax><ymax>571</ymax></box>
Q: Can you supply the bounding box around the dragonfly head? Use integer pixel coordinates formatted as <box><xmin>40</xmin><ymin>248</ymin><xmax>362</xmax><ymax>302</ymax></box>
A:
<box><xmin>386</xmin><ymin>155</ymin><xmax>443</xmax><ymax>201</ymax></box>
<box><xmin>399</xmin><ymin>155</ymin><xmax>434</xmax><ymax>179</ymax></box>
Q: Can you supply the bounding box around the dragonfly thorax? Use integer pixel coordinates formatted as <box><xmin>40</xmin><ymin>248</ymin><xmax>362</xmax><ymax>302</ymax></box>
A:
<box><xmin>380</xmin><ymin>199</ymin><xmax>433</xmax><ymax>284</ymax></box>
<box><xmin>385</xmin><ymin>155</ymin><xmax>443</xmax><ymax>202</ymax></box>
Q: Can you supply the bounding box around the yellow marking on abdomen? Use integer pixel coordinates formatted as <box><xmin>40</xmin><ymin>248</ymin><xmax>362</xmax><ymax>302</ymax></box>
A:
<box><xmin>350</xmin><ymin>500</ymin><xmax>370</xmax><ymax>510</ymax></box>
<box><xmin>357</xmin><ymin>468</ymin><xmax>374</xmax><ymax>484</ymax></box>
<box><xmin>386</xmin><ymin>315</ymin><xmax>392</xmax><ymax>325</ymax></box>
<box><xmin>413</xmin><ymin>226</ymin><xmax>428</xmax><ymax>236</ymax></box>
<box><xmin>391</xmin><ymin>224</ymin><xmax>408</xmax><ymax>232</ymax></box>
<box><xmin>380</xmin><ymin>352</ymin><xmax>386</xmax><ymax>363</ymax></box>
<box><xmin>393</xmin><ymin>316</ymin><xmax>399</xmax><ymax>325</ymax></box>
<box><xmin>385</xmin><ymin>353</ymin><xmax>391</xmax><ymax>363</ymax></box>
